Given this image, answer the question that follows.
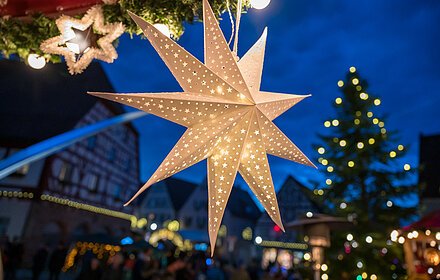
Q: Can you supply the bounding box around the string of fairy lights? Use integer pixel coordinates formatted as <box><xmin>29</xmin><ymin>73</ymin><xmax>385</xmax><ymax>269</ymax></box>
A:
<box><xmin>315</xmin><ymin>66</ymin><xmax>412</xmax><ymax>196</ymax></box>
<box><xmin>27</xmin><ymin>0</ymin><xmax>272</xmax><ymax>71</ymax></box>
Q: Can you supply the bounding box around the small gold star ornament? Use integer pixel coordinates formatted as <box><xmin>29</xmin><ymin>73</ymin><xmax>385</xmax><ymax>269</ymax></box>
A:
<box><xmin>89</xmin><ymin>0</ymin><xmax>315</xmax><ymax>254</ymax></box>
<box><xmin>40</xmin><ymin>5</ymin><xmax>124</xmax><ymax>75</ymax></box>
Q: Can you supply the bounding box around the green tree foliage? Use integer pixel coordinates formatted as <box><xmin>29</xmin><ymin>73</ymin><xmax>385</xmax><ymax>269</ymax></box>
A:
<box><xmin>315</xmin><ymin>67</ymin><xmax>417</xmax><ymax>280</ymax></box>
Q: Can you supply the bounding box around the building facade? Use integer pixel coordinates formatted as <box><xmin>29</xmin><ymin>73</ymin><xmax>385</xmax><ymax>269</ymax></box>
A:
<box><xmin>0</xmin><ymin>61</ymin><xmax>140</xmax><ymax>263</ymax></box>
<box><xmin>254</xmin><ymin>176</ymin><xmax>320</xmax><ymax>242</ymax></box>
<box><xmin>138</xmin><ymin>177</ymin><xmax>261</xmax><ymax>259</ymax></box>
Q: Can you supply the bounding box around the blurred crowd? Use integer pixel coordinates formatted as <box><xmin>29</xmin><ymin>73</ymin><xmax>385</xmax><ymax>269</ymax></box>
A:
<box><xmin>1</xmin><ymin>236</ymin><xmax>305</xmax><ymax>280</ymax></box>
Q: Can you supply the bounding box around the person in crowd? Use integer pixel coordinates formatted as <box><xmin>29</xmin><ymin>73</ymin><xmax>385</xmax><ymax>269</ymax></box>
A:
<box><xmin>32</xmin><ymin>244</ymin><xmax>49</xmax><ymax>280</ymax></box>
<box><xmin>4</xmin><ymin>237</ymin><xmax>24</xmax><ymax>280</ymax></box>
<box><xmin>230</xmin><ymin>262</ymin><xmax>251</xmax><ymax>280</ymax></box>
<box><xmin>102</xmin><ymin>253</ymin><xmax>124</xmax><ymax>280</ymax></box>
<box><xmin>76</xmin><ymin>257</ymin><xmax>102</xmax><ymax>280</ymax></box>
<box><xmin>48</xmin><ymin>242</ymin><xmax>67</xmax><ymax>280</ymax></box>
<box><xmin>206</xmin><ymin>260</ymin><xmax>225</xmax><ymax>280</ymax></box>
<box><xmin>132</xmin><ymin>249</ymin><xmax>154</xmax><ymax>280</ymax></box>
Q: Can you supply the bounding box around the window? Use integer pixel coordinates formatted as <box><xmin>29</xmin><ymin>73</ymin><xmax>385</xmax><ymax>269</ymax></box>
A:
<box><xmin>113</xmin><ymin>185</ymin><xmax>122</xmax><ymax>201</ymax></box>
<box><xmin>87</xmin><ymin>136</ymin><xmax>97</xmax><ymax>150</ymax></box>
<box><xmin>107</xmin><ymin>148</ymin><xmax>116</xmax><ymax>162</ymax></box>
<box><xmin>59</xmin><ymin>162</ymin><xmax>73</xmax><ymax>183</ymax></box>
<box><xmin>124</xmin><ymin>159</ymin><xmax>131</xmax><ymax>171</ymax></box>
<box><xmin>185</xmin><ymin>217</ymin><xmax>192</xmax><ymax>227</ymax></box>
<box><xmin>0</xmin><ymin>217</ymin><xmax>10</xmax><ymax>235</ymax></box>
<box><xmin>11</xmin><ymin>164</ymin><xmax>29</xmax><ymax>177</ymax></box>
<box><xmin>87</xmin><ymin>174</ymin><xmax>99</xmax><ymax>192</ymax></box>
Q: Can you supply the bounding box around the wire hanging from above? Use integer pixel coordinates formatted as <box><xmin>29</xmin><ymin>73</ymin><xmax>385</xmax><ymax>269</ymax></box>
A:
<box><xmin>226</xmin><ymin>0</ymin><xmax>235</xmax><ymax>46</ymax></box>
<box><xmin>233</xmin><ymin>0</ymin><xmax>243</xmax><ymax>57</ymax></box>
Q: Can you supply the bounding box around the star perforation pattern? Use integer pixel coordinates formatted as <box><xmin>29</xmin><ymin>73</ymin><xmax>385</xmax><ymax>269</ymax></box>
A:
<box><xmin>91</xmin><ymin>92</ymin><xmax>247</xmax><ymax>128</ymax></box>
<box><xmin>207</xmin><ymin>111</ymin><xmax>253</xmax><ymax>248</ymax></box>
<box><xmin>203</xmin><ymin>2</ymin><xmax>253</xmax><ymax>102</ymax></box>
<box><xmin>256</xmin><ymin>110</ymin><xmax>314</xmax><ymax>166</ymax></box>
<box><xmin>238</xmin><ymin>111</ymin><xmax>283</xmax><ymax>230</ymax></box>
<box><xmin>129</xmin><ymin>12</ymin><xmax>253</xmax><ymax>105</ymax></box>
<box><xmin>90</xmin><ymin>0</ymin><xmax>315</xmax><ymax>256</ymax></box>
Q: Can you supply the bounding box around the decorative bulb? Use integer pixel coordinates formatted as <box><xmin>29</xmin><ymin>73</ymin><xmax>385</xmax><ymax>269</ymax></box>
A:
<box><xmin>339</xmin><ymin>140</ymin><xmax>347</xmax><ymax>147</ymax></box>
<box><xmin>27</xmin><ymin>54</ymin><xmax>46</xmax><ymax>69</ymax></box>
<box><xmin>153</xmin><ymin>23</ymin><xmax>171</xmax><ymax>38</ymax></box>
<box><xmin>255</xmin><ymin>236</ymin><xmax>262</xmax><ymax>244</ymax></box>
<box><xmin>250</xmin><ymin>0</ymin><xmax>271</xmax><ymax>9</ymax></box>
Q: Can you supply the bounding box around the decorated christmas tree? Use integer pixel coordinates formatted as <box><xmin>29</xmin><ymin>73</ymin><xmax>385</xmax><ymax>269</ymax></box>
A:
<box><xmin>315</xmin><ymin>67</ymin><xmax>417</xmax><ymax>279</ymax></box>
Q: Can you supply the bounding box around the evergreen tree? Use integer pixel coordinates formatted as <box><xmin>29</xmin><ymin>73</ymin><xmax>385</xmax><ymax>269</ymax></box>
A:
<box><xmin>315</xmin><ymin>66</ymin><xmax>416</xmax><ymax>280</ymax></box>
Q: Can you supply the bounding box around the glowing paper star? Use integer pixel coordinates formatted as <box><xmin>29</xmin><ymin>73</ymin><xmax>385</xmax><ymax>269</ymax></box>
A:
<box><xmin>40</xmin><ymin>6</ymin><xmax>124</xmax><ymax>75</ymax></box>
<box><xmin>89</xmin><ymin>0</ymin><xmax>315</xmax><ymax>254</ymax></box>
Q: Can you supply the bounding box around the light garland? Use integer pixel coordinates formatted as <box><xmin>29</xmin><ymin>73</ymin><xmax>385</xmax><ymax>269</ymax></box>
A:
<box><xmin>257</xmin><ymin>239</ymin><xmax>308</xmax><ymax>250</ymax></box>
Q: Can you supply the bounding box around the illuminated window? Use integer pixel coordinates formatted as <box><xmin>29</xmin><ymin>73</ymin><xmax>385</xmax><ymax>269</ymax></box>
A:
<box><xmin>59</xmin><ymin>162</ymin><xmax>73</xmax><ymax>183</ymax></box>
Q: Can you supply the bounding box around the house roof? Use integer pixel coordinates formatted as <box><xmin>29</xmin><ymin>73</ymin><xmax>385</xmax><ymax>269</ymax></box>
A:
<box><xmin>0</xmin><ymin>60</ymin><xmax>135</xmax><ymax>148</ymax></box>
<box><xmin>419</xmin><ymin>134</ymin><xmax>440</xmax><ymax>198</ymax></box>
<box><xmin>197</xmin><ymin>179</ymin><xmax>261</xmax><ymax>222</ymax></box>
<box><xmin>163</xmin><ymin>177</ymin><xmax>198</xmax><ymax>212</ymax></box>
<box><xmin>402</xmin><ymin>211</ymin><xmax>440</xmax><ymax>231</ymax></box>
<box><xmin>228</xmin><ymin>187</ymin><xmax>261</xmax><ymax>221</ymax></box>
<box><xmin>280</xmin><ymin>175</ymin><xmax>322</xmax><ymax>212</ymax></box>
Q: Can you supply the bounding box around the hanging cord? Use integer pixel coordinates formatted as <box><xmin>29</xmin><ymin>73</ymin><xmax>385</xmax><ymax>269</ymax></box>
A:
<box><xmin>226</xmin><ymin>0</ymin><xmax>235</xmax><ymax>46</ymax></box>
<box><xmin>232</xmin><ymin>0</ymin><xmax>242</xmax><ymax>56</ymax></box>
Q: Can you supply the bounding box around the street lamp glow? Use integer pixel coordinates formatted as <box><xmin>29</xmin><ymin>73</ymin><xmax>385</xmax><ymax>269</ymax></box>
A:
<box><xmin>255</xmin><ymin>236</ymin><xmax>262</xmax><ymax>244</ymax></box>
<box><xmin>250</xmin><ymin>0</ymin><xmax>271</xmax><ymax>9</ymax></box>
<box><xmin>306</xmin><ymin>212</ymin><xmax>313</xmax><ymax>218</ymax></box>
<box><xmin>27</xmin><ymin>54</ymin><xmax>46</xmax><ymax>69</ymax></box>
<box><xmin>303</xmin><ymin>252</ymin><xmax>311</xmax><ymax>261</ymax></box>
<box><xmin>150</xmin><ymin>222</ymin><xmax>158</xmax><ymax>230</ymax></box>
<box><xmin>366</xmin><ymin>236</ymin><xmax>373</xmax><ymax>243</ymax></box>
<box><xmin>347</xmin><ymin>234</ymin><xmax>353</xmax><ymax>241</ymax></box>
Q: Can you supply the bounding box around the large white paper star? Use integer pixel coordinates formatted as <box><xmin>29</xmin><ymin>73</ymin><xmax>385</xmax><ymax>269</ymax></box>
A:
<box><xmin>89</xmin><ymin>0</ymin><xmax>315</xmax><ymax>254</ymax></box>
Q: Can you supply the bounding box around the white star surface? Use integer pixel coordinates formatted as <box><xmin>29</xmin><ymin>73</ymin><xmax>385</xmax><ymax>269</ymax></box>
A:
<box><xmin>89</xmin><ymin>0</ymin><xmax>315</xmax><ymax>255</ymax></box>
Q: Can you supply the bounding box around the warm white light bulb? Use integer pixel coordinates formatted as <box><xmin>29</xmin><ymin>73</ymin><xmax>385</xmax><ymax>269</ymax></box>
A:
<box><xmin>250</xmin><ymin>0</ymin><xmax>271</xmax><ymax>10</ymax></box>
<box><xmin>255</xmin><ymin>236</ymin><xmax>262</xmax><ymax>244</ymax></box>
<box><xmin>153</xmin><ymin>23</ymin><xmax>171</xmax><ymax>38</ymax></box>
<box><xmin>150</xmin><ymin>222</ymin><xmax>158</xmax><ymax>230</ymax></box>
<box><xmin>27</xmin><ymin>54</ymin><xmax>46</xmax><ymax>70</ymax></box>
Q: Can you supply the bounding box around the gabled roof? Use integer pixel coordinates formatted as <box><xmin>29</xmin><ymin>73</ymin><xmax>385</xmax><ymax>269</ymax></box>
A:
<box><xmin>228</xmin><ymin>187</ymin><xmax>261</xmax><ymax>222</ymax></box>
<box><xmin>163</xmin><ymin>177</ymin><xmax>198</xmax><ymax>212</ymax></box>
<box><xmin>0</xmin><ymin>60</ymin><xmax>132</xmax><ymax>148</ymax></box>
<box><xmin>196</xmin><ymin>179</ymin><xmax>261</xmax><ymax>222</ymax></box>
<box><xmin>279</xmin><ymin>175</ymin><xmax>322</xmax><ymax>212</ymax></box>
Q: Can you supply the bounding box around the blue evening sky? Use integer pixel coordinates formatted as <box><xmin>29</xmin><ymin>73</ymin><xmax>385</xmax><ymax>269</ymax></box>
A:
<box><xmin>101</xmin><ymin>0</ymin><xmax>440</xmax><ymax>191</ymax></box>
